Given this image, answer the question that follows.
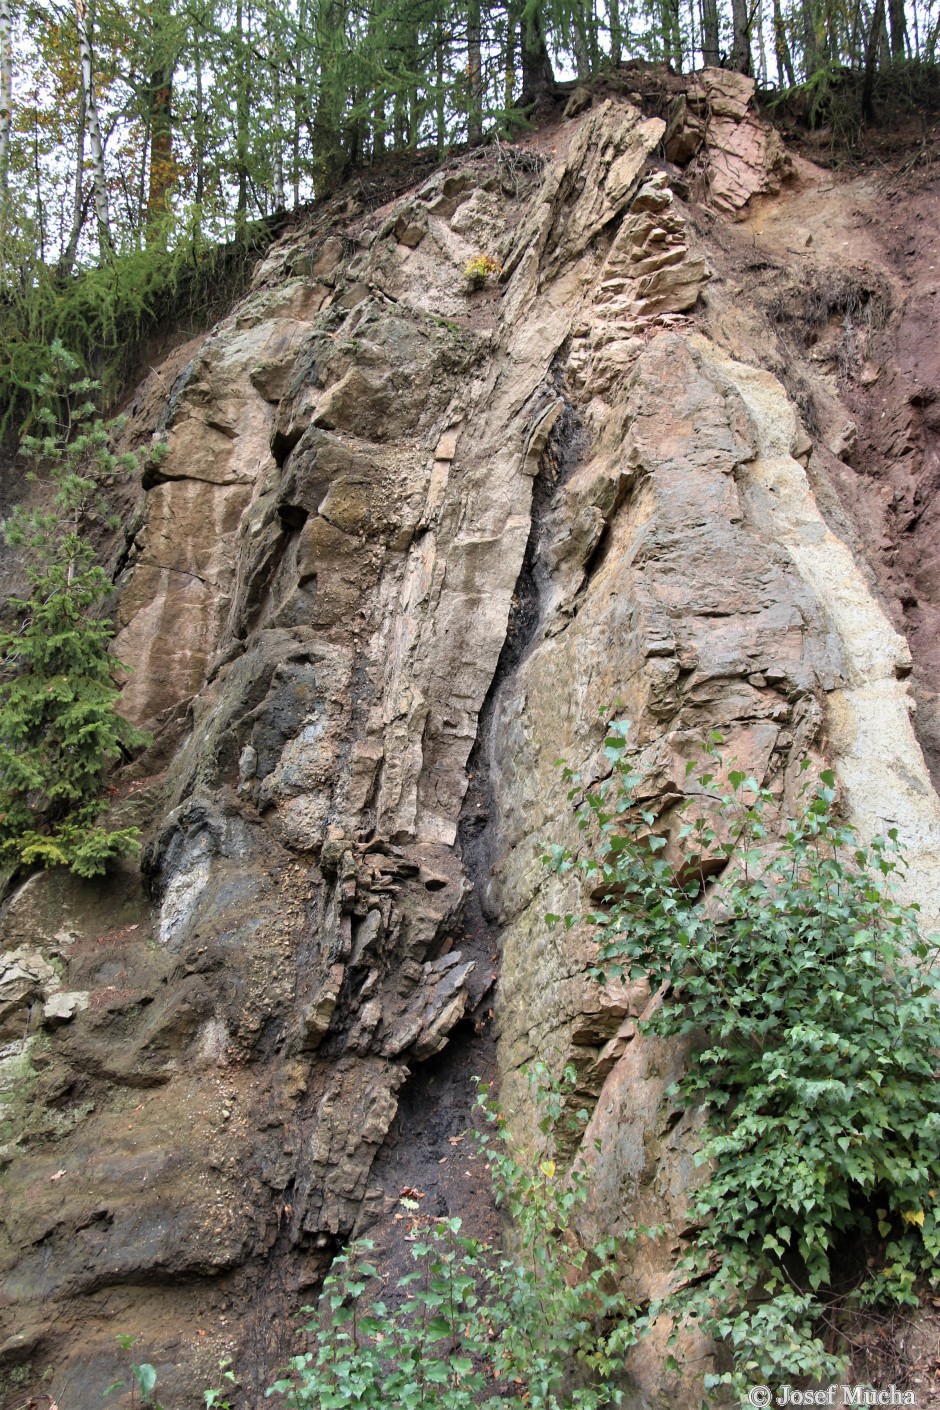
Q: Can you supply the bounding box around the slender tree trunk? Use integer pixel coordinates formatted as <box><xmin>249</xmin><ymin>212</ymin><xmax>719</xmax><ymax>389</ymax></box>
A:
<box><xmin>504</xmin><ymin>0</ymin><xmax>517</xmax><ymax>105</ymax></box>
<box><xmin>393</xmin><ymin>85</ymin><xmax>405</xmax><ymax>144</ymax></box>
<box><xmin>861</xmin><ymin>0</ymin><xmax>885</xmax><ymax>116</ymax></box>
<box><xmin>32</xmin><ymin>92</ymin><xmax>44</xmax><ymax>257</ymax></box>
<box><xmin>573</xmin><ymin>21</ymin><xmax>590</xmax><ymax>74</ymax></box>
<box><xmin>291</xmin><ymin>56</ymin><xmax>303</xmax><ymax>197</ymax></box>
<box><xmin>730</xmin><ymin>0</ymin><xmax>752</xmax><ymax>71</ymax></box>
<box><xmin>774</xmin><ymin>0</ymin><xmax>795</xmax><ymax>82</ymax></box>
<box><xmin>588</xmin><ymin>0</ymin><xmax>600</xmax><ymax>67</ymax></box>
<box><xmin>272</xmin><ymin>63</ymin><xmax>285</xmax><ymax>208</ymax></box>
<box><xmin>235</xmin><ymin>0</ymin><xmax>249</xmax><ymax>234</ymax></box>
<box><xmin>194</xmin><ymin>28</ymin><xmax>205</xmax><ymax>207</ymax></box>
<box><xmin>467</xmin><ymin>0</ymin><xmax>483</xmax><ymax>144</ymax></box>
<box><xmin>520</xmin><ymin>0</ymin><xmax>554</xmax><ymax>106</ymax></box>
<box><xmin>289</xmin><ymin>0</ymin><xmax>305</xmax><ymax>200</ymax></box>
<box><xmin>801</xmin><ymin>0</ymin><xmax>820</xmax><ymax>75</ymax></box>
<box><xmin>663</xmin><ymin>0</ymin><xmax>682</xmax><ymax>67</ymax></box>
<box><xmin>346</xmin><ymin>86</ymin><xmax>362</xmax><ymax>166</ymax></box>
<box><xmin>435</xmin><ymin>16</ymin><xmax>445</xmax><ymax>148</ymax></box>
<box><xmin>59</xmin><ymin>86</ymin><xmax>87</xmax><ymax>274</ymax></box>
<box><xmin>848</xmin><ymin>0</ymin><xmax>864</xmax><ymax>63</ymax></box>
<box><xmin>407</xmin><ymin>29</ymin><xmax>419</xmax><ymax>143</ymax></box>
<box><xmin>0</xmin><ymin>0</ymin><xmax>12</xmax><ymax>200</ymax></box>
<box><xmin>887</xmin><ymin>0</ymin><xmax>907</xmax><ymax>54</ymax></box>
<box><xmin>311</xmin><ymin>0</ymin><xmax>345</xmax><ymax>192</ymax></box>
<box><xmin>756</xmin><ymin>0</ymin><xmax>768</xmax><ymax>82</ymax></box>
<box><xmin>372</xmin><ymin>89</ymin><xmax>386</xmax><ymax>157</ymax></box>
<box><xmin>146</xmin><ymin>63</ymin><xmax>174</xmax><ymax>231</ymax></box>
<box><xmin>74</xmin><ymin>0</ymin><xmax>110</xmax><ymax>255</ymax></box>
<box><xmin>138</xmin><ymin>112</ymin><xmax>149</xmax><ymax>225</ymax></box>
<box><xmin>701</xmin><ymin>0</ymin><xmax>720</xmax><ymax>65</ymax></box>
<box><xmin>72</xmin><ymin>89</ymin><xmax>87</xmax><ymax>230</ymax></box>
<box><xmin>609</xmin><ymin>0</ymin><xmax>622</xmax><ymax>64</ymax></box>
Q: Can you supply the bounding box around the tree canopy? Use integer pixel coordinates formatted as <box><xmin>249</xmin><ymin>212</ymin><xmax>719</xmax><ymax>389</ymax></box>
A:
<box><xmin>0</xmin><ymin>0</ymin><xmax>936</xmax><ymax>275</ymax></box>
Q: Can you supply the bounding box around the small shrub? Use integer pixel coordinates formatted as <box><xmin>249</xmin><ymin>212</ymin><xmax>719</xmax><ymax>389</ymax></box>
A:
<box><xmin>267</xmin><ymin>1066</ymin><xmax>645</xmax><ymax>1410</ymax></box>
<box><xmin>104</xmin><ymin>1336</ymin><xmax>163</xmax><ymax>1408</ymax></box>
<box><xmin>545</xmin><ymin>725</ymin><xmax>940</xmax><ymax>1395</ymax></box>
<box><xmin>463</xmin><ymin>254</ymin><xmax>503</xmax><ymax>290</ymax></box>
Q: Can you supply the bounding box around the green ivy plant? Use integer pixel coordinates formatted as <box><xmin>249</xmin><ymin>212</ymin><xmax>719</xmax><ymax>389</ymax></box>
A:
<box><xmin>267</xmin><ymin>1065</ymin><xmax>646</xmax><ymax>1410</ymax></box>
<box><xmin>545</xmin><ymin>724</ymin><xmax>940</xmax><ymax>1395</ymax></box>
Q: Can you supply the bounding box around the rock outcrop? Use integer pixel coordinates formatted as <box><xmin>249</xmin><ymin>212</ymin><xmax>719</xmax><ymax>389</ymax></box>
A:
<box><xmin>1</xmin><ymin>82</ymin><xmax>939</xmax><ymax>1410</ymax></box>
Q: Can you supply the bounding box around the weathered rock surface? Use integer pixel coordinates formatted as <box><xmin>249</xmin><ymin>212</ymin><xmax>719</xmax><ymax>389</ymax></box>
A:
<box><xmin>1</xmin><ymin>88</ymin><xmax>939</xmax><ymax>1410</ymax></box>
<box><xmin>665</xmin><ymin>69</ymin><xmax>792</xmax><ymax>213</ymax></box>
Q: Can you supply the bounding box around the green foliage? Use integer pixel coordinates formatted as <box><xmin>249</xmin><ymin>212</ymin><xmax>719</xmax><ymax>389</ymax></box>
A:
<box><xmin>546</xmin><ymin>726</ymin><xmax>940</xmax><ymax>1394</ymax></box>
<box><xmin>267</xmin><ymin>1065</ymin><xmax>644</xmax><ymax>1410</ymax></box>
<box><xmin>204</xmin><ymin>1359</ymin><xmax>237</xmax><ymax>1409</ymax></box>
<box><xmin>104</xmin><ymin>1336</ymin><xmax>163</xmax><ymax>1408</ymax></box>
<box><xmin>0</xmin><ymin>218</ymin><xmax>267</xmax><ymax>434</ymax></box>
<box><xmin>0</xmin><ymin>538</ymin><xmax>146</xmax><ymax>877</ymax></box>
<box><xmin>463</xmin><ymin>253</ymin><xmax>503</xmax><ymax>290</ymax></box>
<box><xmin>7</xmin><ymin>340</ymin><xmax>139</xmax><ymax>539</ymax></box>
<box><xmin>0</xmin><ymin>348</ymin><xmax>149</xmax><ymax>878</ymax></box>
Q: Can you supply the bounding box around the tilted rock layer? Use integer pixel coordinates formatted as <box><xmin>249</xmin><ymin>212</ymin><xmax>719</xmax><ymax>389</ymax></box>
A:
<box><xmin>1</xmin><ymin>89</ymin><xmax>939</xmax><ymax>1409</ymax></box>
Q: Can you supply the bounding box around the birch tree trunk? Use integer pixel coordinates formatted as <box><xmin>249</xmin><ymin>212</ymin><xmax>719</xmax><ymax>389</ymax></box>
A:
<box><xmin>74</xmin><ymin>0</ymin><xmax>110</xmax><ymax>255</ymax></box>
<box><xmin>0</xmin><ymin>0</ymin><xmax>12</xmax><ymax>200</ymax></box>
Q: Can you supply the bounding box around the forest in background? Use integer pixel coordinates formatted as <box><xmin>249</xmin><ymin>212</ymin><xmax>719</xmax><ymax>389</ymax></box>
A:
<box><xmin>0</xmin><ymin>0</ymin><xmax>937</xmax><ymax>425</ymax></box>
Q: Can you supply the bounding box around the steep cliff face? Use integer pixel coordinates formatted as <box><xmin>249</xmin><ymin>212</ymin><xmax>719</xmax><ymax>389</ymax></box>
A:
<box><xmin>1</xmin><ymin>81</ymin><xmax>939</xmax><ymax>1409</ymax></box>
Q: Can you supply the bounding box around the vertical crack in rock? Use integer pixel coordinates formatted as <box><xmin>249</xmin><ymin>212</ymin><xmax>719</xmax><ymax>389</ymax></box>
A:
<box><xmin>339</xmin><ymin>389</ymin><xmax>588</xmax><ymax>1306</ymax></box>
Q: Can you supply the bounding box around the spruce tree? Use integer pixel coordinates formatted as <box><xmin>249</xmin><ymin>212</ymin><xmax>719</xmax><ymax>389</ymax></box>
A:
<box><xmin>0</xmin><ymin>536</ymin><xmax>145</xmax><ymax>877</ymax></box>
<box><xmin>0</xmin><ymin>342</ymin><xmax>149</xmax><ymax>878</ymax></box>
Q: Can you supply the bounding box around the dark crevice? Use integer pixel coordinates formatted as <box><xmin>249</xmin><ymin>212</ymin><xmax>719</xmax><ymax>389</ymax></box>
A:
<box><xmin>278</xmin><ymin>503</ymin><xmax>310</xmax><ymax>531</ymax></box>
<box><xmin>271</xmin><ymin>424</ymin><xmax>305</xmax><ymax>468</ymax></box>
<box><xmin>577</xmin><ymin>465</ymin><xmax>633</xmax><ymax>587</ymax></box>
<box><xmin>320</xmin><ymin>379</ymin><xmax>588</xmax><ymax>1317</ymax></box>
<box><xmin>461</xmin><ymin>383</ymin><xmax>588</xmax><ymax>927</ymax></box>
